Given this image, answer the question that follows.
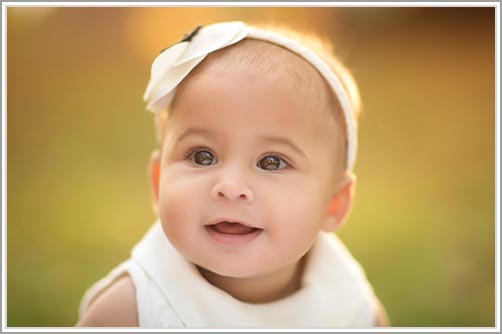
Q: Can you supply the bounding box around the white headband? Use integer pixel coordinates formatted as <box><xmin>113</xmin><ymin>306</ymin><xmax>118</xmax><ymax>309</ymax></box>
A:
<box><xmin>143</xmin><ymin>21</ymin><xmax>357</xmax><ymax>171</ymax></box>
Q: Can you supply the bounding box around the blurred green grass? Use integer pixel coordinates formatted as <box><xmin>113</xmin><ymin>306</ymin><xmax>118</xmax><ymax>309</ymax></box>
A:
<box><xmin>6</xmin><ymin>7</ymin><xmax>495</xmax><ymax>327</ymax></box>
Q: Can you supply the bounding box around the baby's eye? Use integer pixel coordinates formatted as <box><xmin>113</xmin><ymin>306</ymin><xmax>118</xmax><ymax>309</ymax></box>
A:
<box><xmin>258</xmin><ymin>155</ymin><xmax>289</xmax><ymax>171</ymax></box>
<box><xmin>187</xmin><ymin>150</ymin><xmax>216</xmax><ymax>166</ymax></box>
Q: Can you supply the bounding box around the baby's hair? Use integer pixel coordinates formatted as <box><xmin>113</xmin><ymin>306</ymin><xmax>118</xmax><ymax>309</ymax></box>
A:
<box><xmin>153</xmin><ymin>23</ymin><xmax>361</xmax><ymax>175</ymax></box>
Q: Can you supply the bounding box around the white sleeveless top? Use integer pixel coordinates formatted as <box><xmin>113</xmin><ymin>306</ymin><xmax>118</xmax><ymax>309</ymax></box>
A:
<box><xmin>79</xmin><ymin>221</ymin><xmax>377</xmax><ymax>328</ymax></box>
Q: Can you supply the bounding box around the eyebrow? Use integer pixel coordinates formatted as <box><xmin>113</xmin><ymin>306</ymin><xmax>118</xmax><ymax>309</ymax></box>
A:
<box><xmin>175</xmin><ymin>128</ymin><xmax>217</xmax><ymax>143</ymax></box>
<box><xmin>258</xmin><ymin>135</ymin><xmax>307</xmax><ymax>158</ymax></box>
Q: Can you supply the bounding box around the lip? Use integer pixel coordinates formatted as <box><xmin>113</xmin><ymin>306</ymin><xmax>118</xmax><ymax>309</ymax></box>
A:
<box><xmin>206</xmin><ymin>217</ymin><xmax>261</xmax><ymax>229</ymax></box>
<box><xmin>204</xmin><ymin>218</ymin><xmax>263</xmax><ymax>246</ymax></box>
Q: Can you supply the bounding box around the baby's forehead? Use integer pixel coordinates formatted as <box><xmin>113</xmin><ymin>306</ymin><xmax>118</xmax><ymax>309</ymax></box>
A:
<box><xmin>179</xmin><ymin>39</ymin><xmax>332</xmax><ymax>111</ymax></box>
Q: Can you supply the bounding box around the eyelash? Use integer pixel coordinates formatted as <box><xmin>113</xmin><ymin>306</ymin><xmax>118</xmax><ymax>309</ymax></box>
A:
<box><xmin>257</xmin><ymin>153</ymin><xmax>291</xmax><ymax>171</ymax></box>
<box><xmin>183</xmin><ymin>148</ymin><xmax>292</xmax><ymax>170</ymax></box>
<box><xmin>183</xmin><ymin>146</ymin><xmax>216</xmax><ymax>163</ymax></box>
<box><xmin>184</xmin><ymin>146</ymin><xmax>206</xmax><ymax>159</ymax></box>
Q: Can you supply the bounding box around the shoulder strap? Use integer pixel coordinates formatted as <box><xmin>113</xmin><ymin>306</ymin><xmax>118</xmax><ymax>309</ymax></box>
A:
<box><xmin>78</xmin><ymin>257</ymin><xmax>184</xmax><ymax>327</ymax></box>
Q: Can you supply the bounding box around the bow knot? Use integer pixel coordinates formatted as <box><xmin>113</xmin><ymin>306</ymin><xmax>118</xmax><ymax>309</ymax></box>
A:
<box><xmin>180</xmin><ymin>25</ymin><xmax>202</xmax><ymax>43</ymax></box>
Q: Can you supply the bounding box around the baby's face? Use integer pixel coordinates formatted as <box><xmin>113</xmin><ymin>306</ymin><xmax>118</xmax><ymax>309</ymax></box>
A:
<box><xmin>155</xmin><ymin>58</ymin><xmax>343</xmax><ymax>279</ymax></box>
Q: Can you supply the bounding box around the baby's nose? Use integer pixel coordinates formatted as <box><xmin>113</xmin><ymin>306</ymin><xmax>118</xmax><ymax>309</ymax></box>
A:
<box><xmin>210</xmin><ymin>172</ymin><xmax>254</xmax><ymax>202</ymax></box>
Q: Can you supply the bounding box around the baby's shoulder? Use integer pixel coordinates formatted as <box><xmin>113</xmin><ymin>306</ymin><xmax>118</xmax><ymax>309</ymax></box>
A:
<box><xmin>76</xmin><ymin>275</ymin><xmax>138</xmax><ymax>327</ymax></box>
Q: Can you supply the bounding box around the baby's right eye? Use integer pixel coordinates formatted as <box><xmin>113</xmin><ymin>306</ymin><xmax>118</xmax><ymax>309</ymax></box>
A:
<box><xmin>185</xmin><ymin>149</ymin><xmax>217</xmax><ymax>166</ymax></box>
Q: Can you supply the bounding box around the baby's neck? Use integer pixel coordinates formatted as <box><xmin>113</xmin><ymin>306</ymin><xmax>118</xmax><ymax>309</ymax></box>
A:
<box><xmin>197</xmin><ymin>257</ymin><xmax>306</xmax><ymax>304</ymax></box>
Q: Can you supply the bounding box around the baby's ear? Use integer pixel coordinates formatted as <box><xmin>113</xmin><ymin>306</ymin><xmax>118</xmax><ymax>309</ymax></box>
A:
<box><xmin>149</xmin><ymin>150</ymin><xmax>161</xmax><ymax>214</ymax></box>
<box><xmin>321</xmin><ymin>174</ymin><xmax>356</xmax><ymax>233</ymax></box>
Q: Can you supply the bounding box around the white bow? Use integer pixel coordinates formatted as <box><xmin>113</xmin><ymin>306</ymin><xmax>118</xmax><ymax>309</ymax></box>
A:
<box><xmin>143</xmin><ymin>21</ymin><xmax>249</xmax><ymax>113</ymax></box>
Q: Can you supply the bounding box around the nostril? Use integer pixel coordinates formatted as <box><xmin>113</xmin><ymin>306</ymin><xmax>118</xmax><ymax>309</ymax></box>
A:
<box><xmin>213</xmin><ymin>186</ymin><xmax>253</xmax><ymax>202</ymax></box>
<box><xmin>217</xmin><ymin>191</ymin><xmax>248</xmax><ymax>200</ymax></box>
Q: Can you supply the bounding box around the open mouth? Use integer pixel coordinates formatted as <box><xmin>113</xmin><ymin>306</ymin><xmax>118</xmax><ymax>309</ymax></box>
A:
<box><xmin>209</xmin><ymin>221</ymin><xmax>260</xmax><ymax>235</ymax></box>
<box><xmin>205</xmin><ymin>221</ymin><xmax>263</xmax><ymax>245</ymax></box>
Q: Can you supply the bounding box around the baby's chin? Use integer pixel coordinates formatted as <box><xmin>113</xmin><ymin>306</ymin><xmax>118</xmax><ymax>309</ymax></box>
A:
<box><xmin>195</xmin><ymin>259</ymin><xmax>267</xmax><ymax>279</ymax></box>
<box><xmin>194</xmin><ymin>255</ymin><xmax>304</xmax><ymax>282</ymax></box>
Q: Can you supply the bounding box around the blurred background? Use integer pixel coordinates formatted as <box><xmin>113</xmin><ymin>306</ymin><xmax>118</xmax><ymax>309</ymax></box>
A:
<box><xmin>6</xmin><ymin>6</ymin><xmax>496</xmax><ymax>327</ymax></box>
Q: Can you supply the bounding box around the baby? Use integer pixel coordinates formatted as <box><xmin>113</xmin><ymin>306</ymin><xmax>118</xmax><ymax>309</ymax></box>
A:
<box><xmin>77</xmin><ymin>21</ymin><xmax>389</xmax><ymax>328</ymax></box>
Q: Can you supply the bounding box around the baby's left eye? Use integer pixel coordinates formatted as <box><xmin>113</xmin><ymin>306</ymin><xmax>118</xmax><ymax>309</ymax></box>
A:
<box><xmin>257</xmin><ymin>155</ymin><xmax>289</xmax><ymax>171</ymax></box>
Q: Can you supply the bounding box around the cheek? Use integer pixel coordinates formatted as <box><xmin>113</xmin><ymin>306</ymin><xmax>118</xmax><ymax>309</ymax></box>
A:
<box><xmin>262</xmin><ymin>193</ymin><xmax>325</xmax><ymax>268</ymax></box>
<box><xmin>262</xmin><ymin>175</ymin><xmax>330</xmax><ymax>242</ymax></box>
<box><xmin>270</xmin><ymin>176</ymin><xmax>329</xmax><ymax>218</ymax></box>
<box><xmin>157</xmin><ymin>172</ymin><xmax>203</xmax><ymax>240</ymax></box>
